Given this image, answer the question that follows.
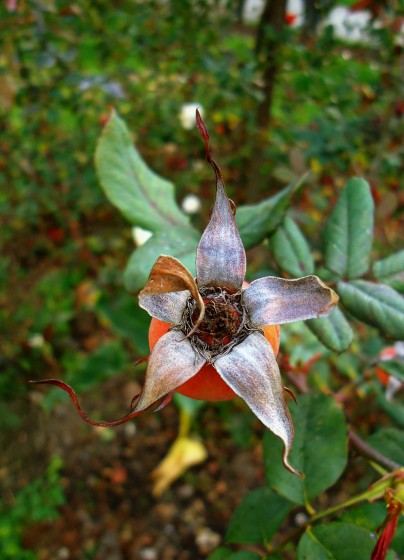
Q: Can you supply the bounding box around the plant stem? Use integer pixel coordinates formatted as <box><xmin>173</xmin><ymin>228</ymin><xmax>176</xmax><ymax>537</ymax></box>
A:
<box><xmin>270</xmin><ymin>473</ymin><xmax>396</xmax><ymax>553</ymax></box>
<box><xmin>178</xmin><ymin>409</ymin><xmax>192</xmax><ymax>438</ymax></box>
<box><xmin>348</xmin><ymin>429</ymin><xmax>401</xmax><ymax>471</ymax></box>
<box><xmin>246</xmin><ymin>0</ymin><xmax>287</xmax><ymax>200</ymax></box>
<box><xmin>309</xmin><ymin>490</ymin><xmax>373</xmax><ymax>523</ymax></box>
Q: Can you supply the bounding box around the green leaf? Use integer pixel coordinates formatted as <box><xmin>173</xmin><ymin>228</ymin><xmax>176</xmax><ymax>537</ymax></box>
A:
<box><xmin>337</xmin><ymin>280</ymin><xmax>404</xmax><ymax>339</ymax></box>
<box><xmin>236</xmin><ymin>176</ymin><xmax>305</xmax><ymax>250</ymax></box>
<box><xmin>392</xmin><ymin>522</ymin><xmax>404</xmax><ymax>556</ymax></box>
<box><xmin>124</xmin><ymin>227</ymin><xmax>199</xmax><ymax>293</ymax></box>
<box><xmin>376</xmin><ymin>389</ymin><xmax>404</xmax><ymax>427</ymax></box>
<box><xmin>373</xmin><ymin>250</ymin><xmax>404</xmax><ymax>292</ymax></box>
<box><xmin>297</xmin><ymin>523</ymin><xmax>390</xmax><ymax>560</ymax></box>
<box><xmin>324</xmin><ymin>177</ymin><xmax>374</xmax><ymax>279</ymax></box>
<box><xmin>340</xmin><ymin>501</ymin><xmax>390</xmax><ymax>531</ymax></box>
<box><xmin>306</xmin><ymin>308</ymin><xmax>353</xmax><ymax>353</ymax></box>
<box><xmin>207</xmin><ymin>550</ymin><xmax>261</xmax><ymax>560</ymax></box>
<box><xmin>376</xmin><ymin>359</ymin><xmax>404</xmax><ymax>381</ymax></box>
<box><xmin>229</xmin><ymin>554</ymin><xmax>262</xmax><ymax>560</ymax></box>
<box><xmin>97</xmin><ymin>294</ymin><xmax>150</xmax><ymax>355</ymax></box>
<box><xmin>263</xmin><ymin>393</ymin><xmax>347</xmax><ymax>505</ymax></box>
<box><xmin>207</xmin><ymin>549</ymin><xmax>232</xmax><ymax>560</ymax></box>
<box><xmin>95</xmin><ymin>110</ymin><xmax>189</xmax><ymax>231</ymax></box>
<box><xmin>66</xmin><ymin>341</ymin><xmax>129</xmax><ymax>391</ymax></box>
<box><xmin>225</xmin><ymin>488</ymin><xmax>292</xmax><ymax>546</ymax></box>
<box><xmin>339</xmin><ymin>504</ymin><xmax>404</xmax><ymax>557</ymax></box>
<box><xmin>367</xmin><ymin>428</ymin><xmax>404</xmax><ymax>466</ymax></box>
<box><xmin>41</xmin><ymin>341</ymin><xmax>129</xmax><ymax>411</ymax></box>
<box><xmin>270</xmin><ymin>215</ymin><xmax>314</xmax><ymax>276</ymax></box>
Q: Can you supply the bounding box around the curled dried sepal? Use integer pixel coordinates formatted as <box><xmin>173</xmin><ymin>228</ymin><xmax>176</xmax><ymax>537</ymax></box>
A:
<box><xmin>284</xmin><ymin>386</ymin><xmax>297</xmax><ymax>404</ymax></box>
<box><xmin>153</xmin><ymin>391</ymin><xmax>175</xmax><ymax>412</ymax></box>
<box><xmin>195</xmin><ymin>109</ymin><xmax>246</xmax><ymax>292</ymax></box>
<box><xmin>29</xmin><ymin>379</ymin><xmax>158</xmax><ymax>427</ymax></box>
<box><xmin>139</xmin><ymin>255</ymin><xmax>205</xmax><ymax>335</ymax></box>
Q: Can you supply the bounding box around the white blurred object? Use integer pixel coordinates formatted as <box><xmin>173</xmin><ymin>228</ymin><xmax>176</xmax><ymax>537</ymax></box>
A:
<box><xmin>242</xmin><ymin>0</ymin><xmax>263</xmax><ymax>23</ymax></box>
<box><xmin>295</xmin><ymin>512</ymin><xmax>309</xmax><ymax>526</ymax></box>
<box><xmin>395</xmin><ymin>23</ymin><xmax>404</xmax><ymax>48</ymax></box>
<box><xmin>132</xmin><ymin>226</ymin><xmax>152</xmax><ymax>246</ymax></box>
<box><xmin>179</xmin><ymin>103</ymin><xmax>203</xmax><ymax>130</ymax></box>
<box><xmin>394</xmin><ymin>341</ymin><xmax>404</xmax><ymax>357</ymax></box>
<box><xmin>324</xmin><ymin>7</ymin><xmax>373</xmax><ymax>42</ymax></box>
<box><xmin>182</xmin><ymin>194</ymin><xmax>202</xmax><ymax>215</ymax></box>
<box><xmin>28</xmin><ymin>333</ymin><xmax>45</xmax><ymax>349</ymax></box>
<box><xmin>378</xmin><ymin>341</ymin><xmax>404</xmax><ymax>401</ymax></box>
<box><xmin>386</xmin><ymin>376</ymin><xmax>403</xmax><ymax>402</ymax></box>
<box><xmin>243</xmin><ymin>0</ymin><xmax>303</xmax><ymax>25</ymax></box>
<box><xmin>286</xmin><ymin>0</ymin><xmax>303</xmax><ymax>27</ymax></box>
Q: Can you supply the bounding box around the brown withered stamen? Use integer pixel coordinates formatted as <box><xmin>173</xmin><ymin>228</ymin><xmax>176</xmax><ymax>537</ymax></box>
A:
<box><xmin>177</xmin><ymin>286</ymin><xmax>260</xmax><ymax>363</ymax></box>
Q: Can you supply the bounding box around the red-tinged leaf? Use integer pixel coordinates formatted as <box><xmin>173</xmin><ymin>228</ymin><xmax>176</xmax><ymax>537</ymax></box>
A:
<box><xmin>371</xmin><ymin>501</ymin><xmax>402</xmax><ymax>560</ymax></box>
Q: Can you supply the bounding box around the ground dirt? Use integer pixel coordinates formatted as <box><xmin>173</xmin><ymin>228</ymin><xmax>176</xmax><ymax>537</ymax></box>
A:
<box><xmin>3</xmin><ymin>380</ymin><xmax>275</xmax><ymax>560</ymax></box>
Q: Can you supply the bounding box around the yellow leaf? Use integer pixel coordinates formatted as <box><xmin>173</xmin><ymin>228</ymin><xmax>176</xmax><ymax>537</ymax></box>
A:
<box><xmin>151</xmin><ymin>436</ymin><xmax>208</xmax><ymax>497</ymax></box>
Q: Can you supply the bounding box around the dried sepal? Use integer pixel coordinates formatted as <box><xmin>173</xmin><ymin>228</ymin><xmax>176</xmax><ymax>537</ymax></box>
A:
<box><xmin>214</xmin><ymin>331</ymin><xmax>302</xmax><ymax>477</ymax></box>
<box><xmin>139</xmin><ymin>290</ymin><xmax>190</xmax><ymax>325</ymax></box>
<box><xmin>133</xmin><ymin>330</ymin><xmax>206</xmax><ymax>412</ymax></box>
<box><xmin>139</xmin><ymin>255</ymin><xmax>204</xmax><ymax>333</ymax></box>
<box><xmin>284</xmin><ymin>386</ymin><xmax>297</xmax><ymax>404</ymax></box>
<box><xmin>243</xmin><ymin>275</ymin><xmax>339</xmax><ymax>326</ymax></box>
<box><xmin>196</xmin><ymin>109</ymin><xmax>246</xmax><ymax>292</ymax></box>
<box><xmin>29</xmin><ymin>379</ymin><xmax>155</xmax><ymax>427</ymax></box>
<box><xmin>153</xmin><ymin>391</ymin><xmax>175</xmax><ymax>412</ymax></box>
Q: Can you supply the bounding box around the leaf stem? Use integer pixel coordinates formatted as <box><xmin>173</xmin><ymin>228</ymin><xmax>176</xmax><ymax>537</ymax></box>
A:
<box><xmin>178</xmin><ymin>409</ymin><xmax>192</xmax><ymax>438</ymax></box>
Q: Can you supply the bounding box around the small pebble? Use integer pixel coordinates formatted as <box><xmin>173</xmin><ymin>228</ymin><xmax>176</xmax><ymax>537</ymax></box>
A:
<box><xmin>196</xmin><ymin>527</ymin><xmax>221</xmax><ymax>554</ymax></box>
<box><xmin>295</xmin><ymin>512</ymin><xmax>308</xmax><ymax>526</ymax></box>
<box><xmin>56</xmin><ymin>547</ymin><xmax>70</xmax><ymax>560</ymax></box>
<box><xmin>139</xmin><ymin>547</ymin><xmax>158</xmax><ymax>560</ymax></box>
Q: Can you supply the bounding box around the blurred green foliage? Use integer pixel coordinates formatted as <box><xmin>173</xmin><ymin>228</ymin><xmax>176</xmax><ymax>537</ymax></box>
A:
<box><xmin>0</xmin><ymin>457</ymin><xmax>65</xmax><ymax>560</ymax></box>
<box><xmin>1</xmin><ymin>1</ymin><xmax>403</xmax><ymax>558</ymax></box>
<box><xmin>1</xmin><ymin>1</ymin><xmax>402</xmax><ymax>230</ymax></box>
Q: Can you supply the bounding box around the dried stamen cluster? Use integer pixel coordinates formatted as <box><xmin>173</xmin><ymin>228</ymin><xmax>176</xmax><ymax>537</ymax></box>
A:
<box><xmin>179</xmin><ymin>287</ymin><xmax>258</xmax><ymax>363</ymax></box>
